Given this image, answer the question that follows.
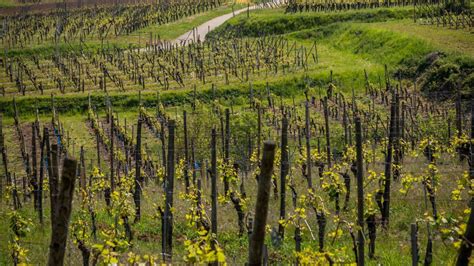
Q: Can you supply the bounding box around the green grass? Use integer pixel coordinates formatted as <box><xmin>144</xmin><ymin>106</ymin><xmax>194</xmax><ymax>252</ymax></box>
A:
<box><xmin>0</xmin><ymin>0</ymin><xmax>18</xmax><ymax>8</ymax></box>
<box><xmin>368</xmin><ymin>19</ymin><xmax>474</xmax><ymax>58</ymax></box>
<box><xmin>209</xmin><ymin>6</ymin><xmax>414</xmax><ymax>37</ymax></box>
<box><xmin>290</xmin><ymin>22</ymin><xmax>433</xmax><ymax>66</ymax></box>
<box><xmin>0</xmin><ymin>0</ymin><xmax>67</xmax><ymax>7</ymax></box>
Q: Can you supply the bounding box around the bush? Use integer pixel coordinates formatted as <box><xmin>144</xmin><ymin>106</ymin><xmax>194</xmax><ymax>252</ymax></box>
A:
<box><xmin>416</xmin><ymin>58</ymin><xmax>473</xmax><ymax>101</ymax></box>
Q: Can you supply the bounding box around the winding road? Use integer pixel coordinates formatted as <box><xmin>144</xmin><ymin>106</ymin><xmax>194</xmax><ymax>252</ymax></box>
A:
<box><xmin>167</xmin><ymin>0</ymin><xmax>284</xmax><ymax>47</ymax></box>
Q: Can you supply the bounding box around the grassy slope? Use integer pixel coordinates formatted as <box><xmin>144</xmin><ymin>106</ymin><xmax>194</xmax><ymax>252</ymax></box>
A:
<box><xmin>290</xmin><ymin>22</ymin><xmax>433</xmax><ymax>66</ymax></box>
<box><xmin>368</xmin><ymin>19</ymin><xmax>474</xmax><ymax>58</ymax></box>
<box><xmin>214</xmin><ymin>6</ymin><xmax>474</xmax><ymax>60</ymax></box>
<box><xmin>209</xmin><ymin>6</ymin><xmax>414</xmax><ymax>37</ymax></box>
<box><xmin>216</xmin><ymin>7</ymin><xmax>473</xmax><ymax>58</ymax></box>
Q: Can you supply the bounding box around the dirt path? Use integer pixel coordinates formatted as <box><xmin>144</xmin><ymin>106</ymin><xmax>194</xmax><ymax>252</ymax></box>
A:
<box><xmin>143</xmin><ymin>0</ymin><xmax>284</xmax><ymax>50</ymax></box>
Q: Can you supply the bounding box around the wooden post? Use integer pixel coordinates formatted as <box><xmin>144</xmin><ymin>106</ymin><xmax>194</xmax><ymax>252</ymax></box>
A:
<box><xmin>211</xmin><ymin>128</ymin><xmax>218</xmax><ymax>238</ymax></box>
<box><xmin>220</xmin><ymin>115</ymin><xmax>225</xmax><ymax>159</ymax></box>
<box><xmin>110</xmin><ymin>115</ymin><xmax>114</xmax><ymax>193</ymax></box>
<box><xmin>160</xmin><ymin>119</ymin><xmax>167</xmax><ymax>175</ymax></box>
<box><xmin>1</xmin><ymin>130</ymin><xmax>7</xmax><ymax>184</ymax></box>
<box><xmin>38</xmin><ymin>127</ymin><xmax>47</xmax><ymax>225</ymax></box>
<box><xmin>193</xmin><ymin>85</ymin><xmax>197</xmax><ymax>111</ymax></box>
<box><xmin>456</xmin><ymin>95</ymin><xmax>463</xmax><ymax>161</ymax></box>
<box><xmin>455</xmin><ymin>95</ymin><xmax>462</xmax><ymax>137</ymax></box>
<box><xmin>343</xmin><ymin>102</ymin><xmax>348</xmax><ymax>145</ymax></box>
<box><xmin>305</xmin><ymin>102</ymin><xmax>313</xmax><ymax>189</ymax></box>
<box><xmin>455</xmin><ymin>102</ymin><xmax>474</xmax><ymax>265</ymax></box>
<box><xmin>0</xmin><ymin>113</ymin><xmax>3</xmax><ymax>196</ymax></box>
<box><xmin>12</xmin><ymin>173</ymin><xmax>21</xmax><ymax>210</ymax></box>
<box><xmin>411</xmin><ymin>223</ymin><xmax>418</xmax><ymax>266</ymax></box>
<box><xmin>0</xmin><ymin>114</ymin><xmax>2</xmax><ymax>150</ymax></box>
<box><xmin>164</xmin><ymin>120</ymin><xmax>175</xmax><ymax>260</ymax></box>
<box><xmin>323</xmin><ymin>97</ymin><xmax>332</xmax><ymax>168</ymax></box>
<box><xmin>262</xmin><ymin>245</ymin><xmax>268</xmax><ymax>265</ymax></box>
<box><xmin>355</xmin><ymin>117</ymin><xmax>365</xmax><ymax>266</ymax></box>
<box><xmin>134</xmin><ymin>116</ymin><xmax>142</xmax><ymax>222</ymax></box>
<box><xmin>13</xmin><ymin>97</ymin><xmax>19</xmax><ymax>127</ymax></box>
<box><xmin>22</xmin><ymin>164</ymin><xmax>27</xmax><ymax>202</ymax></box>
<box><xmin>31</xmin><ymin>123</ymin><xmax>38</xmax><ymax>211</ymax></box>
<box><xmin>184</xmin><ymin>110</ymin><xmax>190</xmax><ymax>193</ymax></box>
<box><xmin>257</xmin><ymin>106</ymin><xmax>262</xmax><ymax>163</ymax></box>
<box><xmin>95</xmin><ymin>130</ymin><xmax>101</xmax><ymax>168</ymax></box>
<box><xmin>413</xmin><ymin>0</ymin><xmax>416</xmax><ymax>23</ymax></box>
<box><xmin>248</xmin><ymin>141</ymin><xmax>277</xmax><ymax>266</ymax></box>
<box><xmin>382</xmin><ymin>98</ymin><xmax>396</xmax><ymax>228</ymax></box>
<box><xmin>47</xmin><ymin>158</ymin><xmax>77</xmax><ymax>266</ymax></box>
<box><xmin>249</xmin><ymin>83</ymin><xmax>254</xmax><ymax>109</ymax></box>
<box><xmin>50</xmin><ymin>144</ymin><xmax>59</xmax><ymax>227</ymax></box>
<box><xmin>278</xmin><ymin>115</ymin><xmax>289</xmax><ymax>239</ymax></box>
<box><xmin>401</xmin><ymin>102</ymin><xmax>406</xmax><ymax>150</ymax></box>
<box><xmin>197</xmin><ymin>175</ymin><xmax>202</xmax><ymax>213</ymax></box>
<box><xmin>295</xmin><ymin>224</ymin><xmax>302</xmax><ymax>265</ymax></box>
<box><xmin>79</xmin><ymin>146</ymin><xmax>86</xmax><ymax>193</ymax></box>
<box><xmin>224</xmin><ymin>108</ymin><xmax>230</xmax><ymax>194</ymax></box>
<box><xmin>191</xmin><ymin>139</ymin><xmax>197</xmax><ymax>185</ymax></box>
<box><xmin>393</xmin><ymin>94</ymin><xmax>401</xmax><ymax>180</ymax></box>
<box><xmin>448</xmin><ymin>118</ymin><xmax>452</xmax><ymax>141</ymax></box>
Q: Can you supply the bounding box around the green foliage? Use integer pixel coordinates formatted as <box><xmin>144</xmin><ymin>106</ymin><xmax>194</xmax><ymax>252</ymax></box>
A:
<box><xmin>307</xmin><ymin>23</ymin><xmax>432</xmax><ymax>66</ymax></box>
<box><xmin>8</xmin><ymin>210</ymin><xmax>32</xmax><ymax>264</ymax></box>
<box><xmin>397</xmin><ymin>52</ymin><xmax>474</xmax><ymax>100</ymax></box>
